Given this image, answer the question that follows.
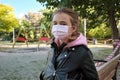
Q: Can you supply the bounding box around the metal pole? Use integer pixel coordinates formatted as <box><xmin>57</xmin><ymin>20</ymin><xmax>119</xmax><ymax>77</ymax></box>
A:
<box><xmin>13</xmin><ymin>28</ymin><xmax>15</xmax><ymax>43</ymax></box>
<box><xmin>84</xmin><ymin>18</ymin><xmax>86</xmax><ymax>37</ymax></box>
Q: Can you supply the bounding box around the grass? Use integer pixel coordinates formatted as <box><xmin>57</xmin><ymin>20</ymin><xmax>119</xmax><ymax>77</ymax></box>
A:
<box><xmin>0</xmin><ymin>47</ymin><xmax>9</xmax><ymax>51</ymax></box>
<box><xmin>0</xmin><ymin>41</ymin><xmax>12</xmax><ymax>44</ymax></box>
<box><xmin>0</xmin><ymin>50</ymin><xmax>48</xmax><ymax>80</ymax></box>
<box><xmin>93</xmin><ymin>48</ymin><xmax>112</xmax><ymax>59</ymax></box>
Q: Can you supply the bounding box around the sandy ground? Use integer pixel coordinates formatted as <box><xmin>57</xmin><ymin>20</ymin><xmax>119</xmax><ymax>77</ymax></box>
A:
<box><xmin>0</xmin><ymin>44</ymin><xmax>119</xmax><ymax>80</ymax></box>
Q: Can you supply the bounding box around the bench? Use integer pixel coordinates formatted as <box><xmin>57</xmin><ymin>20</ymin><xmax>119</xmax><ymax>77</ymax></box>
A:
<box><xmin>104</xmin><ymin>39</ymin><xmax>112</xmax><ymax>44</ymax></box>
<box><xmin>96</xmin><ymin>54</ymin><xmax>120</xmax><ymax>80</ymax></box>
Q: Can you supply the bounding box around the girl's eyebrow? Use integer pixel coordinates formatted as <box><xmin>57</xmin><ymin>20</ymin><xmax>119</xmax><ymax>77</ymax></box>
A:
<box><xmin>59</xmin><ymin>21</ymin><xmax>67</xmax><ymax>23</ymax></box>
<box><xmin>52</xmin><ymin>21</ymin><xmax>67</xmax><ymax>24</ymax></box>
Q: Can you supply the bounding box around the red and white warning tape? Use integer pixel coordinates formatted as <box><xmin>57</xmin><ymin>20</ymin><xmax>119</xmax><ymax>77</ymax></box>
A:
<box><xmin>95</xmin><ymin>41</ymin><xmax>120</xmax><ymax>67</ymax></box>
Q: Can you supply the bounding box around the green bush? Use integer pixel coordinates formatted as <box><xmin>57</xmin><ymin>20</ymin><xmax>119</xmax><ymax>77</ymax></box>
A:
<box><xmin>88</xmin><ymin>23</ymin><xmax>112</xmax><ymax>39</ymax></box>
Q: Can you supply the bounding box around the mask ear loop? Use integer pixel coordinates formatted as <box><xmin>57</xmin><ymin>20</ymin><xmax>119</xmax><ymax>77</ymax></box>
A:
<box><xmin>67</xmin><ymin>29</ymin><xmax>79</xmax><ymax>42</ymax></box>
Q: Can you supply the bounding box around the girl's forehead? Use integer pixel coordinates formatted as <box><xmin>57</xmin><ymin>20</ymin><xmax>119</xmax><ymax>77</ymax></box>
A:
<box><xmin>52</xmin><ymin>13</ymin><xmax>71</xmax><ymax>21</ymax></box>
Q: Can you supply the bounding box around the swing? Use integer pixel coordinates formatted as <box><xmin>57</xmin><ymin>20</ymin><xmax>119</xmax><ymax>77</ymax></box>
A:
<box><xmin>12</xmin><ymin>27</ymin><xmax>28</xmax><ymax>48</ymax></box>
<box><xmin>38</xmin><ymin>23</ymin><xmax>50</xmax><ymax>48</ymax></box>
<box><xmin>12</xmin><ymin>23</ymin><xmax>50</xmax><ymax>48</ymax></box>
<box><xmin>16</xmin><ymin>37</ymin><xmax>26</xmax><ymax>42</ymax></box>
<box><xmin>39</xmin><ymin>37</ymin><xmax>50</xmax><ymax>42</ymax></box>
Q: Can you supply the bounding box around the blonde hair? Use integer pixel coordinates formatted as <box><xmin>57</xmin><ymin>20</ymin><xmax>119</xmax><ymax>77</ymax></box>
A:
<box><xmin>52</xmin><ymin>7</ymin><xmax>80</xmax><ymax>42</ymax></box>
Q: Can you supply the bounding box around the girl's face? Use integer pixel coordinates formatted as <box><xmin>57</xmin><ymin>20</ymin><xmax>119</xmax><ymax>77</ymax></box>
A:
<box><xmin>52</xmin><ymin>13</ymin><xmax>77</xmax><ymax>41</ymax></box>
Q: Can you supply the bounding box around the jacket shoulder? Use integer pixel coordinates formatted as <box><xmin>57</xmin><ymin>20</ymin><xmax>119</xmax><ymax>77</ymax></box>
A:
<box><xmin>70</xmin><ymin>45</ymin><xmax>89</xmax><ymax>52</ymax></box>
<box><xmin>70</xmin><ymin>45</ymin><xmax>93</xmax><ymax>58</ymax></box>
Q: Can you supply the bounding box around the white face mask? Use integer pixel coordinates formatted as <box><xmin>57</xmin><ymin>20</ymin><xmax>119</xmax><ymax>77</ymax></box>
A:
<box><xmin>51</xmin><ymin>25</ymin><xmax>69</xmax><ymax>40</ymax></box>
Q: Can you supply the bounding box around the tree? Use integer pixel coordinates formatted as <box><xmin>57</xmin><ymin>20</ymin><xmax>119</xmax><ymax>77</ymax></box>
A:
<box><xmin>18</xmin><ymin>12</ymin><xmax>42</xmax><ymax>41</ymax></box>
<box><xmin>0</xmin><ymin>4</ymin><xmax>18</xmax><ymax>32</ymax></box>
<box><xmin>89</xmin><ymin>0</ymin><xmax>120</xmax><ymax>41</ymax></box>
<box><xmin>37</xmin><ymin>0</ymin><xmax>119</xmax><ymax>39</ymax></box>
<box><xmin>88</xmin><ymin>23</ymin><xmax>112</xmax><ymax>39</ymax></box>
<box><xmin>118</xmin><ymin>20</ymin><xmax>120</xmax><ymax>35</ymax></box>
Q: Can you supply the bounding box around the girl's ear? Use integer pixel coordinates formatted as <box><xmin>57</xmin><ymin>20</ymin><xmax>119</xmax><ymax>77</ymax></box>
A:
<box><xmin>72</xmin><ymin>26</ymin><xmax>77</xmax><ymax>31</ymax></box>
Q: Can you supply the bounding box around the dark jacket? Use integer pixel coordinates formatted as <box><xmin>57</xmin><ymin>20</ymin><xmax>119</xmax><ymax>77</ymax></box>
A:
<box><xmin>40</xmin><ymin>34</ymin><xmax>98</xmax><ymax>80</ymax></box>
<box><xmin>40</xmin><ymin>43</ymin><xmax>98</xmax><ymax>80</ymax></box>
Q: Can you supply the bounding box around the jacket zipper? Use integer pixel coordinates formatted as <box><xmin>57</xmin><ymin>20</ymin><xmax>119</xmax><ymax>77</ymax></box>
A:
<box><xmin>51</xmin><ymin>52</ymin><xmax>71</xmax><ymax>80</ymax></box>
<box><xmin>57</xmin><ymin>51</ymin><xmax>72</xmax><ymax>68</ymax></box>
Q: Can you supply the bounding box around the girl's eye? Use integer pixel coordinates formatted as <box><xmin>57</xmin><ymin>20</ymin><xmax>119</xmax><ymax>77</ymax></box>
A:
<box><xmin>60</xmin><ymin>21</ymin><xmax>67</xmax><ymax>25</ymax></box>
<box><xmin>53</xmin><ymin>22</ymin><xmax>57</xmax><ymax>25</ymax></box>
<box><xmin>61</xmin><ymin>23</ymin><xmax>67</xmax><ymax>25</ymax></box>
<box><xmin>53</xmin><ymin>23</ymin><xmax>57</xmax><ymax>25</ymax></box>
<box><xmin>52</xmin><ymin>21</ymin><xmax>67</xmax><ymax>25</ymax></box>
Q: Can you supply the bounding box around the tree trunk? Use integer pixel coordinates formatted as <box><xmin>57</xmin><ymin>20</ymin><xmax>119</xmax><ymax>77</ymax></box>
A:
<box><xmin>107</xmin><ymin>8</ymin><xmax>119</xmax><ymax>56</ymax></box>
